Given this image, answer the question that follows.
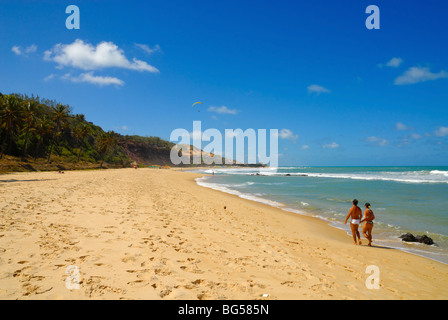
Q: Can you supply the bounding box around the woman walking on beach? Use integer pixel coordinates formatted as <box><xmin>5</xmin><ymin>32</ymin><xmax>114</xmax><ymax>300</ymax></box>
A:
<box><xmin>361</xmin><ymin>203</ymin><xmax>375</xmax><ymax>246</ymax></box>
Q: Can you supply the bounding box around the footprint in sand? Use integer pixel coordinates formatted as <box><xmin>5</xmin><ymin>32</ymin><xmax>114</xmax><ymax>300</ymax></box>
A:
<box><xmin>127</xmin><ymin>280</ymin><xmax>149</xmax><ymax>288</ymax></box>
<box><xmin>94</xmin><ymin>263</ymin><xmax>106</xmax><ymax>267</ymax></box>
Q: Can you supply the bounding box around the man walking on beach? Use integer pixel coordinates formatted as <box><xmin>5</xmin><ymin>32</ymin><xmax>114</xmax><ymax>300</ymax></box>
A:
<box><xmin>344</xmin><ymin>199</ymin><xmax>363</xmax><ymax>245</ymax></box>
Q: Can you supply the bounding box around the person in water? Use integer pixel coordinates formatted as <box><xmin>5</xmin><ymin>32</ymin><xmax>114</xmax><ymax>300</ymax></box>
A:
<box><xmin>361</xmin><ymin>202</ymin><xmax>375</xmax><ymax>246</ymax></box>
<box><xmin>344</xmin><ymin>199</ymin><xmax>363</xmax><ymax>245</ymax></box>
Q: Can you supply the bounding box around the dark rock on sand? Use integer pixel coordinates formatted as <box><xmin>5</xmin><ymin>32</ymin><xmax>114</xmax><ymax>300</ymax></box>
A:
<box><xmin>399</xmin><ymin>233</ymin><xmax>416</xmax><ymax>242</ymax></box>
<box><xmin>415</xmin><ymin>235</ymin><xmax>434</xmax><ymax>245</ymax></box>
<box><xmin>399</xmin><ymin>233</ymin><xmax>434</xmax><ymax>245</ymax></box>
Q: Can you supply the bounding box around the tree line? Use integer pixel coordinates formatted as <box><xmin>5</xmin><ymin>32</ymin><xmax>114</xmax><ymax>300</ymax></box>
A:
<box><xmin>0</xmin><ymin>92</ymin><xmax>128</xmax><ymax>166</ymax></box>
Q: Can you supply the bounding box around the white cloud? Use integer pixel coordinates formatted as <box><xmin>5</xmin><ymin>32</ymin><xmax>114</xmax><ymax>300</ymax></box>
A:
<box><xmin>411</xmin><ymin>133</ymin><xmax>421</xmax><ymax>139</ymax></box>
<box><xmin>121</xmin><ymin>125</ymin><xmax>130</xmax><ymax>131</ymax></box>
<box><xmin>384</xmin><ymin>57</ymin><xmax>403</xmax><ymax>68</ymax></box>
<box><xmin>323</xmin><ymin>142</ymin><xmax>339</xmax><ymax>149</ymax></box>
<box><xmin>44</xmin><ymin>39</ymin><xmax>159</xmax><ymax>73</ymax></box>
<box><xmin>135</xmin><ymin>43</ymin><xmax>161</xmax><ymax>55</ymax></box>
<box><xmin>208</xmin><ymin>106</ymin><xmax>239</xmax><ymax>115</ymax></box>
<box><xmin>63</xmin><ymin>72</ymin><xmax>124</xmax><ymax>87</ymax></box>
<box><xmin>394</xmin><ymin>66</ymin><xmax>448</xmax><ymax>85</ymax></box>
<box><xmin>277</xmin><ymin>129</ymin><xmax>298</xmax><ymax>141</ymax></box>
<box><xmin>435</xmin><ymin>126</ymin><xmax>448</xmax><ymax>137</ymax></box>
<box><xmin>26</xmin><ymin>44</ymin><xmax>37</xmax><ymax>54</ymax></box>
<box><xmin>307</xmin><ymin>84</ymin><xmax>330</xmax><ymax>95</ymax></box>
<box><xmin>301</xmin><ymin>145</ymin><xmax>309</xmax><ymax>150</ymax></box>
<box><xmin>366</xmin><ymin>136</ymin><xmax>389</xmax><ymax>146</ymax></box>
<box><xmin>12</xmin><ymin>44</ymin><xmax>37</xmax><ymax>56</ymax></box>
<box><xmin>396</xmin><ymin>122</ymin><xmax>408</xmax><ymax>131</ymax></box>
<box><xmin>44</xmin><ymin>74</ymin><xmax>56</xmax><ymax>82</ymax></box>
<box><xmin>11</xmin><ymin>46</ymin><xmax>22</xmax><ymax>55</ymax></box>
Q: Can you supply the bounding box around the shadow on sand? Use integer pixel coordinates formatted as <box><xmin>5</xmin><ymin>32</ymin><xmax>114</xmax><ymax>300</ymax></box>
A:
<box><xmin>0</xmin><ymin>178</ymin><xmax>56</xmax><ymax>183</ymax></box>
<box><xmin>363</xmin><ymin>244</ymin><xmax>393</xmax><ymax>250</ymax></box>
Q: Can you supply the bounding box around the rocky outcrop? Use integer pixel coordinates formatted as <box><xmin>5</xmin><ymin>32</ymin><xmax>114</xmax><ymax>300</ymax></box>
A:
<box><xmin>118</xmin><ymin>140</ymin><xmax>266</xmax><ymax>167</ymax></box>
<box><xmin>118</xmin><ymin>138</ymin><xmax>174</xmax><ymax>166</ymax></box>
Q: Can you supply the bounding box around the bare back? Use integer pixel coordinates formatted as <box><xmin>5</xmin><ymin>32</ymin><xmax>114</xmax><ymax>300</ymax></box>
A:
<box><xmin>349</xmin><ymin>206</ymin><xmax>362</xmax><ymax>220</ymax></box>
<box><xmin>364</xmin><ymin>209</ymin><xmax>375</xmax><ymax>223</ymax></box>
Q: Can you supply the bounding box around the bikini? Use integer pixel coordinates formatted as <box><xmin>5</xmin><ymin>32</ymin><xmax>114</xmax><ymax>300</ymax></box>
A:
<box><xmin>365</xmin><ymin>209</ymin><xmax>374</xmax><ymax>224</ymax></box>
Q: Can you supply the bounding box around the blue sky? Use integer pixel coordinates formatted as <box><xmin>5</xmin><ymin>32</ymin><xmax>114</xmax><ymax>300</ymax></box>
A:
<box><xmin>1</xmin><ymin>0</ymin><xmax>448</xmax><ymax>166</ymax></box>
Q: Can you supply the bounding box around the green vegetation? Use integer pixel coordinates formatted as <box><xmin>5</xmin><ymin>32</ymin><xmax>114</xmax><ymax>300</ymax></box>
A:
<box><xmin>121</xmin><ymin>134</ymin><xmax>174</xmax><ymax>151</ymax></box>
<box><xmin>0</xmin><ymin>92</ymin><xmax>172</xmax><ymax>169</ymax></box>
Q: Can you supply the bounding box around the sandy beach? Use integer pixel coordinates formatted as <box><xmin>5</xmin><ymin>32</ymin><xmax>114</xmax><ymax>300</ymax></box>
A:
<box><xmin>0</xmin><ymin>168</ymin><xmax>447</xmax><ymax>300</ymax></box>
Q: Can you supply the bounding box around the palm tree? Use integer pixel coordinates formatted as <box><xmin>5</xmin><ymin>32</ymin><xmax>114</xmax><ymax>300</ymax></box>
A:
<box><xmin>0</xmin><ymin>95</ymin><xmax>4</xmax><ymax>153</ymax></box>
<box><xmin>53</xmin><ymin>104</ymin><xmax>71</xmax><ymax>127</ymax></box>
<box><xmin>73</xmin><ymin>122</ymin><xmax>90</xmax><ymax>162</ymax></box>
<box><xmin>97</xmin><ymin>131</ymin><xmax>117</xmax><ymax>168</ymax></box>
<box><xmin>33</xmin><ymin>115</ymin><xmax>54</xmax><ymax>160</ymax></box>
<box><xmin>74</xmin><ymin>113</ymin><xmax>86</xmax><ymax>123</ymax></box>
<box><xmin>0</xmin><ymin>96</ymin><xmax>22</xmax><ymax>158</ymax></box>
<box><xmin>47</xmin><ymin>103</ymin><xmax>71</xmax><ymax>162</ymax></box>
<box><xmin>21</xmin><ymin>101</ymin><xmax>39</xmax><ymax>158</ymax></box>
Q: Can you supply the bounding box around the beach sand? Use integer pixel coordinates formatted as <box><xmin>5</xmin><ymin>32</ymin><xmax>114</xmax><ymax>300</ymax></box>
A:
<box><xmin>0</xmin><ymin>168</ymin><xmax>447</xmax><ymax>300</ymax></box>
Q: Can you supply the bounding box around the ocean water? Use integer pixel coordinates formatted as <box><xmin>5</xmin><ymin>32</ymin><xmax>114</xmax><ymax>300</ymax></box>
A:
<box><xmin>194</xmin><ymin>167</ymin><xmax>448</xmax><ymax>264</ymax></box>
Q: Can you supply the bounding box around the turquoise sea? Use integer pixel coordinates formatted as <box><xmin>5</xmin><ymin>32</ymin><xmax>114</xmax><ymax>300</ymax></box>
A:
<box><xmin>194</xmin><ymin>167</ymin><xmax>448</xmax><ymax>264</ymax></box>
